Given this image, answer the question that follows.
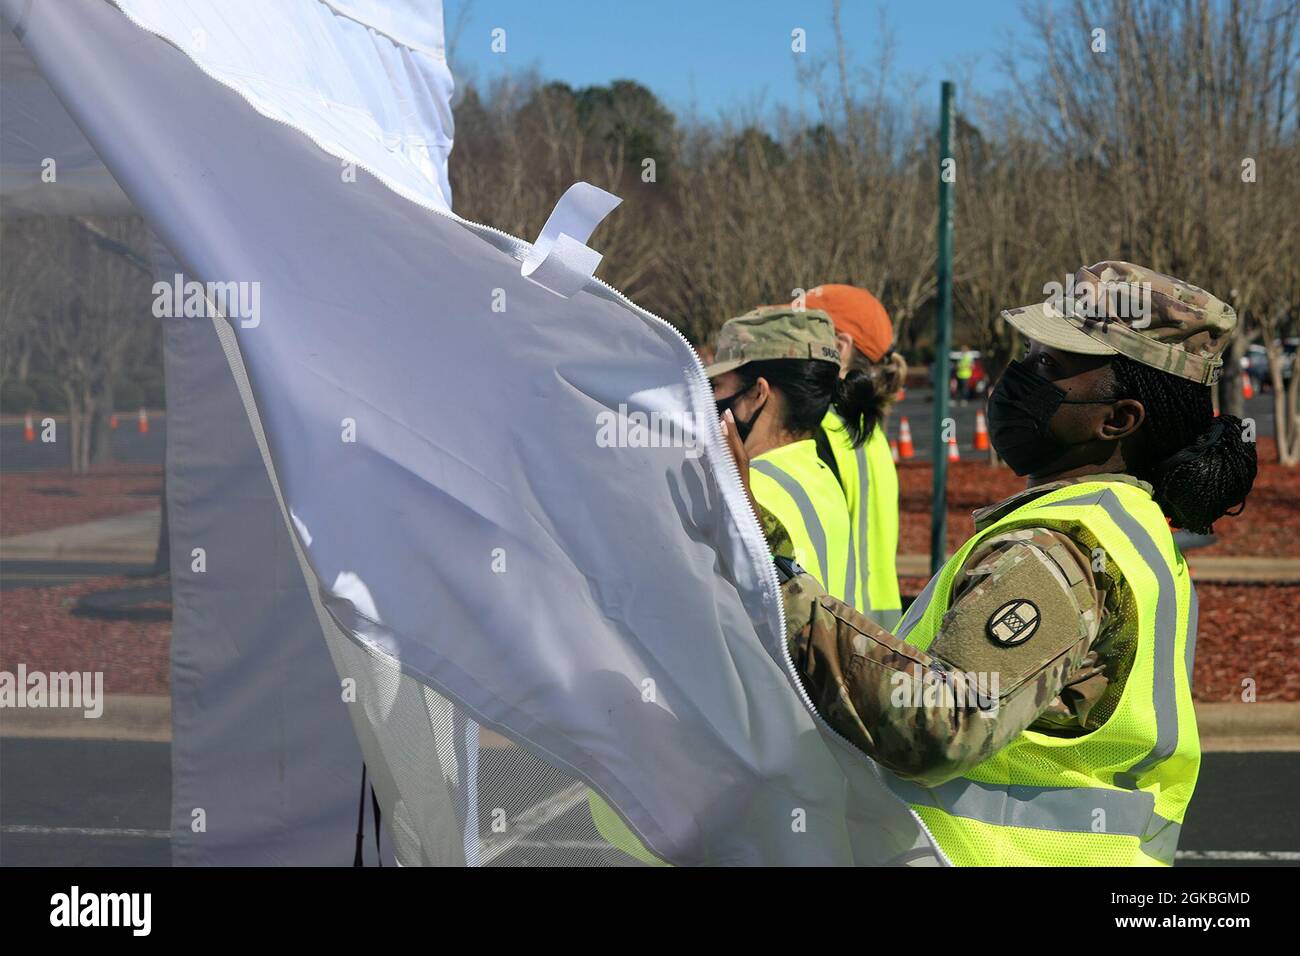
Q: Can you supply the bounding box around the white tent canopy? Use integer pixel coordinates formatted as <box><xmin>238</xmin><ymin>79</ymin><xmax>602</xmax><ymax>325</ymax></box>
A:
<box><xmin>2</xmin><ymin>0</ymin><xmax>944</xmax><ymax>865</ymax></box>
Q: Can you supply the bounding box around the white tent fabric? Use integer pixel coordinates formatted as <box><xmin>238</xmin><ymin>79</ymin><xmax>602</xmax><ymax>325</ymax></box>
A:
<box><xmin>108</xmin><ymin>0</ymin><xmax>455</xmax><ymax>213</ymax></box>
<box><xmin>5</xmin><ymin>0</ymin><xmax>946</xmax><ymax>864</ymax></box>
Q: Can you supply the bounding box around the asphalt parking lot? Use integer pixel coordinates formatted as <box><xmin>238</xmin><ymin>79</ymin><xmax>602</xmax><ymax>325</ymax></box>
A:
<box><xmin>1</xmin><ymin>737</ymin><xmax>1295</xmax><ymax>866</ymax></box>
<box><xmin>0</xmin><ymin>418</ymin><xmax>167</xmax><ymax>473</ymax></box>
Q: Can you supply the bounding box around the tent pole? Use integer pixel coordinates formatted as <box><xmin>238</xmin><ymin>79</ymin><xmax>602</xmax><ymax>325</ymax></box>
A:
<box><xmin>930</xmin><ymin>81</ymin><xmax>956</xmax><ymax>576</ymax></box>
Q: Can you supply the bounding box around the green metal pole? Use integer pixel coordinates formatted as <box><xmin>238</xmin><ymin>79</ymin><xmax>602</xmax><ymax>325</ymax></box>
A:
<box><xmin>930</xmin><ymin>81</ymin><xmax>955</xmax><ymax>576</ymax></box>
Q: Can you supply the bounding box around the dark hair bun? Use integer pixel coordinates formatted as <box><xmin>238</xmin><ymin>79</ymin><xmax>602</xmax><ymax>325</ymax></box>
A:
<box><xmin>1153</xmin><ymin>415</ymin><xmax>1257</xmax><ymax>534</ymax></box>
<box><xmin>832</xmin><ymin>368</ymin><xmax>887</xmax><ymax>446</ymax></box>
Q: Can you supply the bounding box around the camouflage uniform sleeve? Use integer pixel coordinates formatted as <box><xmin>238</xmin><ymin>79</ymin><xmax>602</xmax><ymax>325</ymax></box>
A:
<box><xmin>754</xmin><ymin>500</ymin><xmax>796</xmax><ymax>561</ymax></box>
<box><xmin>784</xmin><ymin>528</ymin><xmax>1105</xmax><ymax>788</ymax></box>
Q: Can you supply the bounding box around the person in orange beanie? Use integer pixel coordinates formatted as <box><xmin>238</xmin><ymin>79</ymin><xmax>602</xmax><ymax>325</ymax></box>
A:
<box><xmin>803</xmin><ymin>284</ymin><xmax>908</xmax><ymax>393</ymax></box>
<box><xmin>799</xmin><ymin>283</ymin><xmax>905</xmax><ymax>629</ymax></box>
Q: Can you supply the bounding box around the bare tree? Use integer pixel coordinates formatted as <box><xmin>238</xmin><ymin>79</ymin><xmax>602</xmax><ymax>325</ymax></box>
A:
<box><xmin>0</xmin><ymin>218</ymin><xmax>53</xmax><ymax>387</ymax></box>
<box><xmin>1010</xmin><ymin>0</ymin><xmax>1300</xmax><ymax>462</ymax></box>
<box><xmin>21</xmin><ymin>216</ymin><xmax>154</xmax><ymax>471</ymax></box>
<box><xmin>654</xmin><ymin>6</ymin><xmax>936</xmax><ymax>347</ymax></box>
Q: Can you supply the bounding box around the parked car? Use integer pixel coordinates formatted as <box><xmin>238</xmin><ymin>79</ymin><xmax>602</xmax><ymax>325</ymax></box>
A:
<box><xmin>1245</xmin><ymin>340</ymin><xmax>1296</xmax><ymax>392</ymax></box>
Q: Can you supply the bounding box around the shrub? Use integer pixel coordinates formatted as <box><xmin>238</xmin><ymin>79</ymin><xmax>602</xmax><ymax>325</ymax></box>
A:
<box><xmin>27</xmin><ymin>376</ymin><xmax>69</xmax><ymax>413</ymax></box>
<box><xmin>0</xmin><ymin>381</ymin><xmax>38</xmax><ymax>414</ymax></box>
<box><xmin>113</xmin><ymin>379</ymin><xmax>145</xmax><ymax>411</ymax></box>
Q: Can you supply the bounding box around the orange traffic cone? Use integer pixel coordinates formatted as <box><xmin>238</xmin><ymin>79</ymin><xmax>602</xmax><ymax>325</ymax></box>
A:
<box><xmin>890</xmin><ymin>438</ymin><xmax>900</xmax><ymax>462</ymax></box>
<box><xmin>897</xmin><ymin>417</ymin><xmax>915</xmax><ymax>459</ymax></box>
<box><xmin>23</xmin><ymin>412</ymin><xmax>35</xmax><ymax>442</ymax></box>
<box><xmin>110</xmin><ymin>413</ymin><xmax>119</xmax><ymax>429</ymax></box>
<box><xmin>947</xmin><ymin>432</ymin><xmax>960</xmax><ymax>462</ymax></box>
<box><xmin>973</xmin><ymin>410</ymin><xmax>990</xmax><ymax>451</ymax></box>
<box><xmin>137</xmin><ymin>407</ymin><xmax>149</xmax><ymax>433</ymax></box>
<box><xmin>895</xmin><ymin>386</ymin><xmax>906</xmax><ymax>401</ymax></box>
<box><xmin>1242</xmin><ymin>375</ymin><xmax>1254</xmax><ymax>400</ymax></box>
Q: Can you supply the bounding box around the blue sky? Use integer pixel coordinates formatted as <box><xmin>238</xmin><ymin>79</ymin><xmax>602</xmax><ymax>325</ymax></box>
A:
<box><xmin>442</xmin><ymin>0</ymin><xmax>1031</xmax><ymax>121</ymax></box>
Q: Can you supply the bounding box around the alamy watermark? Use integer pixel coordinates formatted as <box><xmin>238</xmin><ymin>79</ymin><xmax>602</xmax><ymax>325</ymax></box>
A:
<box><xmin>0</xmin><ymin>665</ymin><xmax>104</xmax><ymax>718</ymax></box>
<box><xmin>596</xmin><ymin>405</ymin><xmax>704</xmax><ymax>459</ymax></box>
<box><xmin>50</xmin><ymin>886</ymin><xmax>150</xmax><ymax>936</ymax></box>
<box><xmin>1043</xmin><ymin>274</ymin><xmax>1152</xmax><ymax>328</ymax></box>
<box><xmin>890</xmin><ymin>664</ymin><xmax>1000</xmax><ymax>717</ymax></box>
<box><xmin>152</xmin><ymin>273</ymin><xmax>260</xmax><ymax>328</ymax></box>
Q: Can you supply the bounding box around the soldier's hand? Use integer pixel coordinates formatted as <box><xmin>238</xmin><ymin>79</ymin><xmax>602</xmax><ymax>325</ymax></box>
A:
<box><xmin>721</xmin><ymin>409</ymin><xmax>758</xmax><ymax>522</ymax></box>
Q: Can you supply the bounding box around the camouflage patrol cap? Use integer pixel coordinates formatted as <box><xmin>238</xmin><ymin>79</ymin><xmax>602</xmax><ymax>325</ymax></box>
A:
<box><xmin>703</xmin><ymin>306</ymin><xmax>842</xmax><ymax>378</ymax></box>
<box><xmin>1002</xmin><ymin>261</ymin><xmax>1236</xmax><ymax>385</ymax></box>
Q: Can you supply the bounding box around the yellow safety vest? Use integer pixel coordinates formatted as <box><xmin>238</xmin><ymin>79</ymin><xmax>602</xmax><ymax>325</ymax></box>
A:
<box><xmin>821</xmin><ymin>412</ymin><xmax>902</xmax><ymax>628</ymax></box>
<box><xmin>588</xmin><ymin>791</ymin><xmax>669</xmax><ymax>866</ymax></box>
<box><xmin>750</xmin><ymin>438</ymin><xmax>858</xmax><ymax>606</ymax></box>
<box><xmin>888</xmin><ymin>480</ymin><xmax>1200</xmax><ymax>866</ymax></box>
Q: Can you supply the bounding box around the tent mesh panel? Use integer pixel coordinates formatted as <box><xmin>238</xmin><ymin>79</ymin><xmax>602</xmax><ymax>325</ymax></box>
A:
<box><xmin>323</xmin><ymin>618</ymin><xmax>642</xmax><ymax>866</ymax></box>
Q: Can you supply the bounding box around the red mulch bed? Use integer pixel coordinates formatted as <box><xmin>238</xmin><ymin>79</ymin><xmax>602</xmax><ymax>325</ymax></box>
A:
<box><xmin>5</xmin><ymin>577</ymin><xmax>1291</xmax><ymax>701</ymax></box>
<box><xmin>0</xmin><ymin>575</ymin><xmax>171</xmax><ymax>695</ymax></box>
<box><xmin>1191</xmin><ymin>583</ymin><xmax>1300</xmax><ymax>702</ymax></box>
<box><xmin>897</xmin><ymin>437</ymin><xmax>1299</xmax><ymax>557</ymax></box>
<box><xmin>0</xmin><ymin>442</ymin><xmax>1292</xmax><ymax>701</ymax></box>
<box><xmin>0</xmin><ymin>465</ymin><xmax>162</xmax><ymax>537</ymax></box>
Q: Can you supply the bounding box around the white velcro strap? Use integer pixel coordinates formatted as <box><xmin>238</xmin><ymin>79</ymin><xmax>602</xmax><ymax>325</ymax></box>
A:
<box><xmin>521</xmin><ymin>182</ymin><xmax>622</xmax><ymax>297</ymax></box>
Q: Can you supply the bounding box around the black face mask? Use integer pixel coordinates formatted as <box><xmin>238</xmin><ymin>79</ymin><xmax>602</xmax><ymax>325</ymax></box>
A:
<box><xmin>715</xmin><ymin>381</ymin><xmax>766</xmax><ymax>443</ymax></box>
<box><xmin>987</xmin><ymin>359</ymin><xmax>1118</xmax><ymax>476</ymax></box>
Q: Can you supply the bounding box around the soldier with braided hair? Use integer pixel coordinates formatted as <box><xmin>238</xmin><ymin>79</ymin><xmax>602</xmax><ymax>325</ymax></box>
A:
<box><xmin>724</xmin><ymin>262</ymin><xmax>1257</xmax><ymax>866</ymax></box>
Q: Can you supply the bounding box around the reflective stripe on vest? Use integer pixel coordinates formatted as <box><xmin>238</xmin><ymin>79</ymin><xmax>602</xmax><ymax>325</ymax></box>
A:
<box><xmin>751</xmin><ymin>457</ymin><xmax>857</xmax><ymax>604</ymax></box>
<box><xmin>821</xmin><ymin>413</ymin><xmax>902</xmax><ymax>624</ymax></box>
<box><xmin>896</xmin><ymin>568</ymin><xmax>940</xmax><ymax>641</ymax></box>
<box><xmin>861</xmin><ymin>425</ymin><xmax>902</xmax><ymax>628</ymax></box>
<box><xmin>888</xmin><ymin>481</ymin><xmax>1199</xmax><ymax>866</ymax></box>
<box><xmin>886</xmin><ymin>777</ymin><xmax>1183</xmax><ymax>864</ymax></box>
<box><xmin>1046</xmin><ymin>490</ymin><xmax>1177</xmax><ymax>786</ymax></box>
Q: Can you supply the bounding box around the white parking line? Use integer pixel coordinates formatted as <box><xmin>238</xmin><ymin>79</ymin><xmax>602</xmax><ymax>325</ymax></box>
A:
<box><xmin>2</xmin><ymin>824</ymin><xmax>170</xmax><ymax>839</ymax></box>
<box><xmin>1176</xmin><ymin>849</ymin><xmax>1300</xmax><ymax>861</ymax></box>
<box><xmin>477</xmin><ymin>783</ymin><xmax>591</xmax><ymax>865</ymax></box>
